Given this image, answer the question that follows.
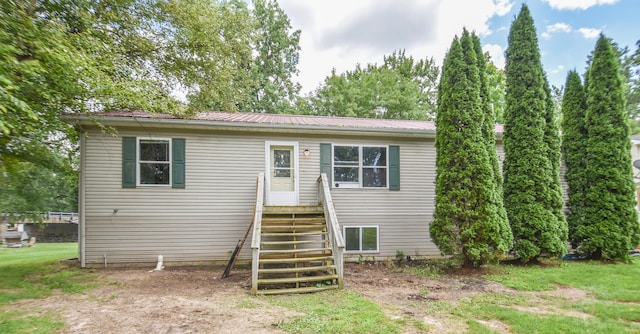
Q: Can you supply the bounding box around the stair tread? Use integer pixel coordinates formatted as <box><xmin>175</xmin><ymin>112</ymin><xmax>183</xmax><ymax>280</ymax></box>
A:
<box><xmin>256</xmin><ymin>284</ymin><xmax>339</xmax><ymax>295</ymax></box>
<box><xmin>259</xmin><ymin>255</ymin><xmax>334</xmax><ymax>264</ymax></box>
<box><xmin>261</xmin><ymin>240</ymin><xmax>326</xmax><ymax>246</ymax></box>
<box><xmin>251</xmin><ymin>205</ymin><xmax>342</xmax><ymax>295</ymax></box>
<box><xmin>261</xmin><ymin>231</ymin><xmax>327</xmax><ymax>237</ymax></box>
<box><xmin>260</xmin><ymin>247</ymin><xmax>330</xmax><ymax>254</ymax></box>
<box><xmin>261</xmin><ymin>227</ymin><xmax>326</xmax><ymax>233</ymax></box>
<box><xmin>262</xmin><ymin>217</ymin><xmax>325</xmax><ymax>221</ymax></box>
<box><xmin>257</xmin><ymin>274</ymin><xmax>338</xmax><ymax>285</ymax></box>
<box><xmin>262</xmin><ymin>220</ymin><xmax>325</xmax><ymax>226</ymax></box>
<box><xmin>263</xmin><ymin>206</ymin><xmax>324</xmax><ymax>214</ymax></box>
<box><xmin>261</xmin><ymin>224</ymin><xmax>325</xmax><ymax>227</ymax></box>
<box><xmin>261</xmin><ymin>225</ymin><xmax>326</xmax><ymax>230</ymax></box>
<box><xmin>258</xmin><ymin>265</ymin><xmax>336</xmax><ymax>274</ymax></box>
<box><xmin>259</xmin><ymin>253</ymin><xmax>333</xmax><ymax>260</ymax></box>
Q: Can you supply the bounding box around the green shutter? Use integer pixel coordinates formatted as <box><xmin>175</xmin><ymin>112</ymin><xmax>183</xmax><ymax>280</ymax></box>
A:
<box><xmin>122</xmin><ymin>137</ymin><xmax>136</xmax><ymax>188</ymax></box>
<box><xmin>320</xmin><ymin>143</ymin><xmax>332</xmax><ymax>184</ymax></box>
<box><xmin>389</xmin><ymin>145</ymin><xmax>400</xmax><ymax>191</ymax></box>
<box><xmin>172</xmin><ymin>138</ymin><xmax>186</xmax><ymax>189</ymax></box>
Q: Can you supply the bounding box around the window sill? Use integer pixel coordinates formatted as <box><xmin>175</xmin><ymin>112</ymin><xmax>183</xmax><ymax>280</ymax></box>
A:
<box><xmin>136</xmin><ymin>184</ymin><xmax>172</xmax><ymax>187</ymax></box>
<box><xmin>332</xmin><ymin>186</ymin><xmax>389</xmax><ymax>190</ymax></box>
<box><xmin>345</xmin><ymin>250</ymin><xmax>380</xmax><ymax>254</ymax></box>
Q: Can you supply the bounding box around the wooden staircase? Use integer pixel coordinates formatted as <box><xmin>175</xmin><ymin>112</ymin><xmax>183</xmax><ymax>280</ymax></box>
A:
<box><xmin>254</xmin><ymin>205</ymin><xmax>341</xmax><ymax>295</ymax></box>
<box><xmin>250</xmin><ymin>173</ymin><xmax>344</xmax><ymax>295</ymax></box>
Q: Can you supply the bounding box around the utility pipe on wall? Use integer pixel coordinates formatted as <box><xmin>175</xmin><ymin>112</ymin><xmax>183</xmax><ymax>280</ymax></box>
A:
<box><xmin>154</xmin><ymin>255</ymin><xmax>164</xmax><ymax>271</ymax></box>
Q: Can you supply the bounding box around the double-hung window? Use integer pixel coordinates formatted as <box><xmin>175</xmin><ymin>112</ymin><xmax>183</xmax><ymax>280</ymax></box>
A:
<box><xmin>138</xmin><ymin>138</ymin><xmax>171</xmax><ymax>185</ymax></box>
<box><xmin>333</xmin><ymin>145</ymin><xmax>387</xmax><ymax>188</ymax></box>
<box><xmin>122</xmin><ymin>137</ymin><xmax>185</xmax><ymax>188</ymax></box>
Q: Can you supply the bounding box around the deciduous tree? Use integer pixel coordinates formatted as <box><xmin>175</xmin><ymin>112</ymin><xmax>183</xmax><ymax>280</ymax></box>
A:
<box><xmin>622</xmin><ymin>40</ymin><xmax>640</xmax><ymax>134</ymax></box>
<box><xmin>311</xmin><ymin>50</ymin><xmax>438</xmax><ymax>120</ymax></box>
<box><xmin>247</xmin><ymin>0</ymin><xmax>301</xmax><ymax>113</ymax></box>
<box><xmin>1</xmin><ymin>0</ymin><xmax>255</xmax><ymax>215</ymax></box>
<box><xmin>485</xmin><ymin>61</ymin><xmax>506</xmax><ymax>123</ymax></box>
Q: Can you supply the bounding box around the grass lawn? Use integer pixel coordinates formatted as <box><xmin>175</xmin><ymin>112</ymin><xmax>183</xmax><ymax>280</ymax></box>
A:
<box><xmin>0</xmin><ymin>243</ymin><xmax>94</xmax><ymax>334</ymax></box>
<box><xmin>1</xmin><ymin>243</ymin><xmax>639</xmax><ymax>333</ymax></box>
<box><xmin>435</xmin><ymin>258</ymin><xmax>640</xmax><ymax>333</ymax></box>
<box><xmin>271</xmin><ymin>290</ymin><xmax>404</xmax><ymax>333</ymax></box>
<box><xmin>270</xmin><ymin>258</ymin><xmax>640</xmax><ymax>333</ymax></box>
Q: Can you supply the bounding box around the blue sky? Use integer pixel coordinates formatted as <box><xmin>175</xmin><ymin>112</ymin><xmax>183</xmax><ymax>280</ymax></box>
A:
<box><xmin>278</xmin><ymin>0</ymin><xmax>640</xmax><ymax>93</ymax></box>
<box><xmin>483</xmin><ymin>0</ymin><xmax>640</xmax><ymax>88</ymax></box>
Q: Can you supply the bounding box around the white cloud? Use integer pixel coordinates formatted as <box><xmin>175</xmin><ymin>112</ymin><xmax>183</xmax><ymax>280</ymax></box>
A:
<box><xmin>550</xmin><ymin>64</ymin><xmax>565</xmax><ymax>75</ymax></box>
<box><xmin>547</xmin><ymin>23</ymin><xmax>573</xmax><ymax>33</ymax></box>
<box><xmin>542</xmin><ymin>0</ymin><xmax>619</xmax><ymax>10</ymax></box>
<box><xmin>542</xmin><ymin>22</ymin><xmax>573</xmax><ymax>39</ymax></box>
<box><xmin>279</xmin><ymin>0</ymin><xmax>515</xmax><ymax>93</ymax></box>
<box><xmin>578</xmin><ymin>27</ymin><xmax>601</xmax><ymax>38</ymax></box>
<box><xmin>494</xmin><ymin>0</ymin><xmax>515</xmax><ymax>16</ymax></box>
<box><xmin>483</xmin><ymin>43</ymin><xmax>505</xmax><ymax>69</ymax></box>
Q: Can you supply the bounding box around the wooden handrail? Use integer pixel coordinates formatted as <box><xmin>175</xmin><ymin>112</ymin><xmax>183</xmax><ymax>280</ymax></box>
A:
<box><xmin>317</xmin><ymin>173</ymin><xmax>345</xmax><ymax>288</ymax></box>
<box><xmin>250</xmin><ymin>173</ymin><xmax>265</xmax><ymax>294</ymax></box>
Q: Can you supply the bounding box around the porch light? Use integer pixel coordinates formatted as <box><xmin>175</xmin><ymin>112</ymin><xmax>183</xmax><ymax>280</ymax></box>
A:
<box><xmin>303</xmin><ymin>149</ymin><xmax>310</xmax><ymax>157</ymax></box>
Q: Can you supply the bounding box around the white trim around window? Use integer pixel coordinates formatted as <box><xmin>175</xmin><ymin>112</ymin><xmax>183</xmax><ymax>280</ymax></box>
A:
<box><xmin>332</xmin><ymin>144</ymin><xmax>388</xmax><ymax>189</ymax></box>
<box><xmin>136</xmin><ymin>137</ymin><xmax>172</xmax><ymax>186</ymax></box>
<box><xmin>343</xmin><ymin>225</ymin><xmax>379</xmax><ymax>253</ymax></box>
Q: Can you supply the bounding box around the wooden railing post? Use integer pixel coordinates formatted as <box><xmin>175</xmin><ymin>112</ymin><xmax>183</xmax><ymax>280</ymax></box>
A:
<box><xmin>250</xmin><ymin>173</ymin><xmax>265</xmax><ymax>294</ymax></box>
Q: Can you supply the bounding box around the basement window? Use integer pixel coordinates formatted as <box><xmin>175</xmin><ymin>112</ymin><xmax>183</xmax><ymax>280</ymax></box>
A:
<box><xmin>344</xmin><ymin>226</ymin><xmax>379</xmax><ymax>252</ymax></box>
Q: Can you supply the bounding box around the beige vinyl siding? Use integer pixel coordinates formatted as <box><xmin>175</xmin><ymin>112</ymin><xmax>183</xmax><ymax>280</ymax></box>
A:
<box><xmin>313</xmin><ymin>138</ymin><xmax>437</xmax><ymax>259</ymax></box>
<box><xmin>83</xmin><ymin>128</ymin><xmax>261</xmax><ymax>265</ymax></box>
<box><xmin>81</xmin><ymin>126</ymin><xmax>440</xmax><ymax>266</ymax></box>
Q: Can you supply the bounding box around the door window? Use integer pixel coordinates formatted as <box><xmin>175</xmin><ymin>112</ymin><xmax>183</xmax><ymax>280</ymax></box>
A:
<box><xmin>273</xmin><ymin>149</ymin><xmax>291</xmax><ymax>177</ymax></box>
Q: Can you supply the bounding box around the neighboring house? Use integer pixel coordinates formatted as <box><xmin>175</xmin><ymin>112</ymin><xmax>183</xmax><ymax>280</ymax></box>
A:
<box><xmin>65</xmin><ymin>111</ymin><xmax>504</xmax><ymax>270</ymax></box>
<box><xmin>631</xmin><ymin>134</ymin><xmax>640</xmax><ymax>207</ymax></box>
<box><xmin>631</xmin><ymin>134</ymin><xmax>640</xmax><ymax>178</ymax></box>
<box><xmin>3</xmin><ymin>230</ymin><xmax>29</xmax><ymax>247</ymax></box>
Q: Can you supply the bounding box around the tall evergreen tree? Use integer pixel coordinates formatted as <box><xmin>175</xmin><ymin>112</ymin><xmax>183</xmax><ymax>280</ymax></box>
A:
<box><xmin>543</xmin><ymin>76</ymin><xmax>569</xmax><ymax>247</ymax></box>
<box><xmin>431</xmin><ymin>30</ymin><xmax>508</xmax><ymax>267</ymax></box>
<box><xmin>580</xmin><ymin>35</ymin><xmax>640</xmax><ymax>259</ymax></box>
<box><xmin>561</xmin><ymin>70</ymin><xmax>588</xmax><ymax>248</ymax></box>
<box><xmin>473</xmin><ymin>34</ymin><xmax>513</xmax><ymax>254</ymax></box>
<box><xmin>503</xmin><ymin>4</ymin><xmax>566</xmax><ymax>261</ymax></box>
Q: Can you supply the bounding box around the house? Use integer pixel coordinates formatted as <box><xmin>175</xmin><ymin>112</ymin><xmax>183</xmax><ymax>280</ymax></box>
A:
<box><xmin>66</xmin><ymin>111</ymin><xmax>503</xmax><ymax>293</ymax></box>
<box><xmin>629</xmin><ymin>134</ymin><xmax>640</xmax><ymax>207</ymax></box>
<box><xmin>3</xmin><ymin>230</ymin><xmax>29</xmax><ymax>247</ymax></box>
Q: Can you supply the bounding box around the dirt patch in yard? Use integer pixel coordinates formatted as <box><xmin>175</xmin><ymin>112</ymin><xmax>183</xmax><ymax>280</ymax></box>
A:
<box><xmin>10</xmin><ymin>262</ymin><xmax>595</xmax><ymax>333</ymax></box>
<box><xmin>344</xmin><ymin>262</ymin><xmax>514</xmax><ymax>333</ymax></box>
<box><xmin>14</xmin><ymin>267</ymin><xmax>296</xmax><ymax>334</ymax></box>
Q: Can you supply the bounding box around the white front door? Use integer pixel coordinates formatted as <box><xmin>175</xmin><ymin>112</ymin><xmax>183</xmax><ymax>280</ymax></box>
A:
<box><xmin>265</xmin><ymin>141</ymin><xmax>298</xmax><ymax>205</ymax></box>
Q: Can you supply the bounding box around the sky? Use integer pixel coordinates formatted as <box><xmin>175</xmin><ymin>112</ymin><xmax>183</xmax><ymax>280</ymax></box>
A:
<box><xmin>277</xmin><ymin>0</ymin><xmax>640</xmax><ymax>94</ymax></box>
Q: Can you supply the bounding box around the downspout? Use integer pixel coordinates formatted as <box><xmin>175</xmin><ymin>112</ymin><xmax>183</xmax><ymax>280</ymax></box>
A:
<box><xmin>79</xmin><ymin>130</ymin><xmax>87</xmax><ymax>268</ymax></box>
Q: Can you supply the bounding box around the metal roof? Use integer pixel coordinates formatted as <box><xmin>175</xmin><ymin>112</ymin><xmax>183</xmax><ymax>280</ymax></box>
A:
<box><xmin>65</xmin><ymin>111</ymin><xmax>504</xmax><ymax>136</ymax></box>
<box><xmin>90</xmin><ymin>111</ymin><xmax>435</xmax><ymax>129</ymax></box>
